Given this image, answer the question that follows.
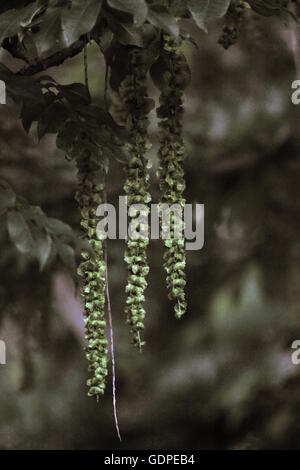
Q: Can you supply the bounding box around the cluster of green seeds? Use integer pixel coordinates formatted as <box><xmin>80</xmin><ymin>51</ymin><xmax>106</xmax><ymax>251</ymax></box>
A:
<box><xmin>157</xmin><ymin>35</ymin><xmax>188</xmax><ymax>320</ymax></box>
<box><xmin>57</xmin><ymin>37</ymin><xmax>190</xmax><ymax>399</ymax></box>
<box><xmin>119</xmin><ymin>48</ymin><xmax>152</xmax><ymax>349</ymax></box>
<box><xmin>60</xmin><ymin>130</ymin><xmax>109</xmax><ymax>400</ymax></box>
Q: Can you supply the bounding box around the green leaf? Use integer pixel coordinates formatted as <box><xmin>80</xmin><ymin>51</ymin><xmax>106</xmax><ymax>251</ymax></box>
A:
<box><xmin>148</xmin><ymin>6</ymin><xmax>179</xmax><ymax>37</ymax></box>
<box><xmin>56</xmin><ymin>122</ymin><xmax>81</xmax><ymax>153</ymax></box>
<box><xmin>46</xmin><ymin>217</ymin><xmax>73</xmax><ymax>237</ymax></box>
<box><xmin>107</xmin><ymin>0</ymin><xmax>148</xmax><ymax>27</ymax></box>
<box><xmin>107</xmin><ymin>16</ymin><xmax>143</xmax><ymax>46</ymax></box>
<box><xmin>9</xmin><ymin>76</ymin><xmax>44</xmax><ymax>103</ymax></box>
<box><xmin>56</xmin><ymin>241</ymin><xmax>76</xmax><ymax>275</ymax></box>
<box><xmin>187</xmin><ymin>0</ymin><xmax>231</xmax><ymax>32</ymax></box>
<box><xmin>32</xmin><ymin>7</ymin><xmax>63</xmax><ymax>56</ymax></box>
<box><xmin>0</xmin><ymin>64</ymin><xmax>44</xmax><ymax>104</ymax></box>
<box><xmin>0</xmin><ymin>3</ymin><xmax>43</xmax><ymax>45</ymax></box>
<box><xmin>61</xmin><ymin>0</ymin><xmax>103</xmax><ymax>47</ymax></box>
<box><xmin>57</xmin><ymin>83</ymin><xmax>91</xmax><ymax>105</ymax></box>
<box><xmin>247</xmin><ymin>0</ymin><xmax>282</xmax><ymax>17</ymax></box>
<box><xmin>33</xmin><ymin>228</ymin><xmax>52</xmax><ymax>271</ymax></box>
<box><xmin>0</xmin><ymin>186</ymin><xmax>16</xmax><ymax>216</ymax></box>
<box><xmin>22</xmin><ymin>205</ymin><xmax>46</xmax><ymax>223</ymax></box>
<box><xmin>21</xmin><ymin>98</ymin><xmax>47</xmax><ymax>133</ymax></box>
<box><xmin>7</xmin><ymin>210</ymin><xmax>34</xmax><ymax>255</ymax></box>
<box><xmin>37</xmin><ymin>101</ymin><xmax>68</xmax><ymax>140</ymax></box>
<box><xmin>169</xmin><ymin>0</ymin><xmax>189</xmax><ymax>17</ymax></box>
<box><xmin>75</xmin><ymin>104</ymin><xmax>128</xmax><ymax>139</ymax></box>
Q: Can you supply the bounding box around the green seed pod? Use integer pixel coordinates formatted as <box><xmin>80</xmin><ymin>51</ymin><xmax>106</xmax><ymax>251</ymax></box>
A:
<box><xmin>119</xmin><ymin>48</ymin><xmax>152</xmax><ymax>349</ymax></box>
<box><xmin>157</xmin><ymin>35</ymin><xmax>188</xmax><ymax>320</ymax></box>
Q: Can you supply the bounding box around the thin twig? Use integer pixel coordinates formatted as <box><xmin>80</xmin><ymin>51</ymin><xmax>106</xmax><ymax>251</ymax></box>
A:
<box><xmin>84</xmin><ymin>40</ymin><xmax>89</xmax><ymax>90</ymax></box>
<box><xmin>104</xmin><ymin>187</ymin><xmax>122</xmax><ymax>443</ymax></box>
<box><xmin>288</xmin><ymin>5</ymin><xmax>300</xmax><ymax>78</ymax></box>
<box><xmin>103</xmin><ymin>71</ymin><xmax>121</xmax><ymax>441</ymax></box>
<box><xmin>104</xmin><ymin>61</ymin><xmax>109</xmax><ymax>109</ymax></box>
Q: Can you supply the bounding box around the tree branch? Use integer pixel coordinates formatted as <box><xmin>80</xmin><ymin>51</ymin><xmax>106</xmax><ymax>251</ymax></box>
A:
<box><xmin>16</xmin><ymin>40</ymin><xmax>85</xmax><ymax>76</ymax></box>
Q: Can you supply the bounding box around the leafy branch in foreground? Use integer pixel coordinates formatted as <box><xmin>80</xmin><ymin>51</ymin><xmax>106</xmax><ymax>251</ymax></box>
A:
<box><xmin>0</xmin><ymin>177</ymin><xmax>78</xmax><ymax>274</ymax></box>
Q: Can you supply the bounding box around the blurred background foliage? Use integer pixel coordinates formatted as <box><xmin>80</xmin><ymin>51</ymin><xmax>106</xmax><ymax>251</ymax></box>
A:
<box><xmin>2</xmin><ymin>7</ymin><xmax>300</xmax><ymax>450</ymax></box>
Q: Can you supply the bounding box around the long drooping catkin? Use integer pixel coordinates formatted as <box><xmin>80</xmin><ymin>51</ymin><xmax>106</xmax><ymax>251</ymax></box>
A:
<box><xmin>157</xmin><ymin>35</ymin><xmax>188</xmax><ymax>320</ymax></box>
<box><xmin>120</xmin><ymin>49</ymin><xmax>152</xmax><ymax>349</ymax></box>
<box><xmin>58</xmin><ymin>128</ymin><xmax>109</xmax><ymax>399</ymax></box>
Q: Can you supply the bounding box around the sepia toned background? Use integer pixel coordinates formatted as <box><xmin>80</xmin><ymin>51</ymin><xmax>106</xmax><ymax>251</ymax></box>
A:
<box><xmin>1</xmin><ymin>15</ymin><xmax>300</xmax><ymax>450</ymax></box>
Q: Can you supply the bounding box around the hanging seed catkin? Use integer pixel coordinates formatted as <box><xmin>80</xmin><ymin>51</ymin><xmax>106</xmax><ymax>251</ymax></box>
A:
<box><xmin>58</xmin><ymin>128</ymin><xmax>109</xmax><ymax>399</ymax></box>
<box><xmin>157</xmin><ymin>35</ymin><xmax>188</xmax><ymax>320</ymax></box>
<box><xmin>119</xmin><ymin>48</ymin><xmax>152</xmax><ymax>349</ymax></box>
